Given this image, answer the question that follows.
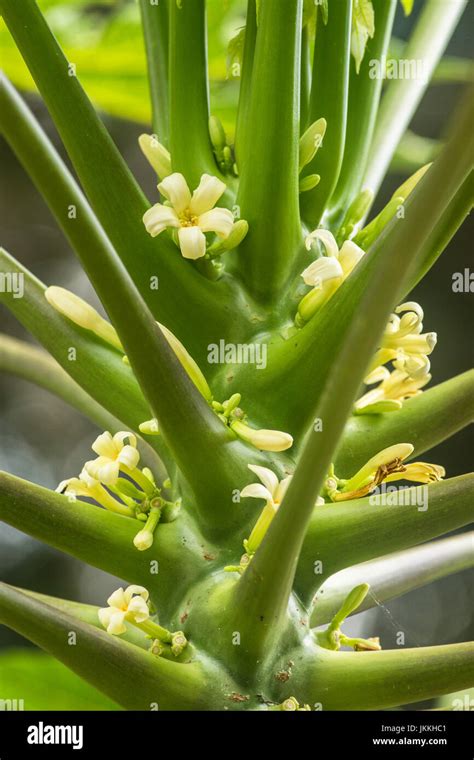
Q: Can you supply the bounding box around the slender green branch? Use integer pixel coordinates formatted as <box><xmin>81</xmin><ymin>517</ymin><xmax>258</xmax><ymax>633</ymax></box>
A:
<box><xmin>328</xmin><ymin>0</ymin><xmax>396</xmax><ymax>223</ymax></box>
<box><xmin>168</xmin><ymin>0</ymin><xmax>218</xmax><ymax>184</ymax></box>
<box><xmin>236</xmin><ymin>0</ymin><xmax>303</xmax><ymax>300</ymax></box>
<box><xmin>300</xmin><ymin>0</ymin><xmax>352</xmax><ymax>228</ymax></box>
<box><xmin>0</xmin><ymin>583</ymin><xmax>237</xmax><ymax>710</ymax></box>
<box><xmin>0</xmin><ymin>334</ymin><xmax>164</xmax><ymax>474</ymax></box>
<box><xmin>336</xmin><ymin>371</ymin><xmax>474</xmax><ymax>475</ymax></box>
<box><xmin>0</xmin><ymin>472</ymin><xmax>213</xmax><ymax>619</ymax></box>
<box><xmin>139</xmin><ymin>0</ymin><xmax>169</xmax><ymax>144</ymax></box>
<box><xmin>234</xmin><ymin>0</ymin><xmax>257</xmax><ymax>165</ymax></box>
<box><xmin>296</xmin><ymin>474</ymin><xmax>474</xmax><ymax>603</ymax></box>
<box><xmin>363</xmin><ymin>0</ymin><xmax>468</xmax><ymax>204</ymax></box>
<box><xmin>0</xmin><ymin>0</ymin><xmax>238</xmax><ymax>357</ymax></box>
<box><xmin>311</xmin><ymin>532</ymin><xmax>474</xmax><ymax>626</ymax></box>
<box><xmin>273</xmin><ymin>641</ymin><xmax>474</xmax><ymax>710</ymax></box>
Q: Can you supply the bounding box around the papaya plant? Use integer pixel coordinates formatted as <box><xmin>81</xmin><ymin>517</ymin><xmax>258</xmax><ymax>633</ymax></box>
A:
<box><xmin>0</xmin><ymin>0</ymin><xmax>473</xmax><ymax>711</ymax></box>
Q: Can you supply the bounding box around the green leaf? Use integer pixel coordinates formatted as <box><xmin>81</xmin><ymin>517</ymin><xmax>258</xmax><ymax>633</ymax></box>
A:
<box><xmin>296</xmin><ymin>474</ymin><xmax>474</xmax><ymax>603</ymax></box>
<box><xmin>0</xmin><ymin>472</ymin><xmax>213</xmax><ymax>619</ymax></box>
<box><xmin>0</xmin><ymin>649</ymin><xmax>120</xmax><ymax>710</ymax></box>
<box><xmin>311</xmin><ymin>532</ymin><xmax>474</xmax><ymax>626</ymax></box>
<box><xmin>272</xmin><ymin>640</ymin><xmax>474</xmax><ymax>709</ymax></box>
<box><xmin>351</xmin><ymin>0</ymin><xmax>375</xmax><ymax>74</ymax></box>
<box><xmin>0</xmin><ymin>583</ymin><xmax>238</xmax><ymax>710</ymax></box>
<box><xmin>336</xmin><ymin>371</ymin><xmax>474</xmax><ymax>476</ymax></box>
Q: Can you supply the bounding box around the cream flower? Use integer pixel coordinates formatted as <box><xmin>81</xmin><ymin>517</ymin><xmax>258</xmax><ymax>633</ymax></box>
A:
<box><xmin>240</xmin><ymin>464</ymin><xmax>292</xmax><ymax>508</ymax></box>
<box><xmin>85</xmin><ymin>431</ymin><xmax>140</xmax><ymax>485</ymax></box>
<box><xmin>355</xmin><ymin>361</ymin><xmax>431</xmax><ymax>415</ymax></box>
<box><xmin>143</xmin><ymin>172</ymin><xmax>235</xmax><ymax>259</ymax></box>
<box><xmin>297</xmin><ymin>229</ymin><xmax>365</xmax><ymax>324</ymax></box>
<box><xmin>98</xmin><ymin>585</ymin><xmax>150</xmax><ymax>636</ymax></box>
<box><xmin>369</xmin><ymin>302</ymin><xmax>437</xmax><ymax>372</ymax></box>
<box><xmin>57</xmin><ymin>467</ymin><xmax>134</xmax><ymax>516</ymax></box>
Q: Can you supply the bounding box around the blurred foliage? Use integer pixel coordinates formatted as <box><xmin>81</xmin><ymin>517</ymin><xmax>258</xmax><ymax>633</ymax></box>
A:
<box><xmin>0</xmin><ymin>648</ymin><xmax>120</xmax><ymax>709</ymax></box>
<box><xmin>0</xmin><ymin>0</ymin><xmax>245</xmax><ymax>133</ymax></box>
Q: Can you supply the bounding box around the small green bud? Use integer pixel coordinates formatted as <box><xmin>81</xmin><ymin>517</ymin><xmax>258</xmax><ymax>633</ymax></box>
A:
<box><xmin>299</xmin><ymin>117</ymin><xmax>326</xmax><ymax>171</ymax></box>
<box><xmin>209</xmin><ymin>115</ymin><xmax>227</xmax><ymax>152</ymax></box>
<box><xmin>299</xmin><ymin>174</ymin><xmax>321</xmax><ymax>193</ymax></box>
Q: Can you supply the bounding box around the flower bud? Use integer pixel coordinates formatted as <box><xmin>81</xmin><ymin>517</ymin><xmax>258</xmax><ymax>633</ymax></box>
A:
<box><xmin>138</xmin><ymin>134</ymin><xmax>172</xmax><ymax>179</ymax></box>
<box><xmin>45</xmin><ymin>286</ymin><xmax>123</xmax><ymax>351</ymax></box>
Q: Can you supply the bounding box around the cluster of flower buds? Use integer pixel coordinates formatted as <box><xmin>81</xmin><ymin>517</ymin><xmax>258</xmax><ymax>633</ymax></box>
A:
<box><xmin>322</xmin><ymin>443</ymin><xmax>445</xmax><ymax>503</ymax></box>
<box><xmin>98</xmin><ymin>585</ymin><xmax>188</xmax><ymax>659</ymax></box>
<box><xmin>316</xmin><ymin>583</ymin><xmax>381</xmax><ymax>652</ymax></box>
<box><xmin>356</xmin><ymin>302</ymin><xmax>436</xmax><ymax>415</ymax></box>
<box><xmin>57</xmin><ymin>431</ymin><xmax>179</xmax><ymax>551</ymax></box>
<box><xmin>209</xmin><ymin>115</ymin><xmax>237</xmax><ymax>175</ymax></box>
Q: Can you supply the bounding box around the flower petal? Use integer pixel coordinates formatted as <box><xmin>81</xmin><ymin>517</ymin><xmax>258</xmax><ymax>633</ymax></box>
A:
<box><xmin>91</xmin><ymin>431</ymin><xmax>116</xmax><ymax>459</ymax></box>
<box><xmin>240</xmin><ymin>483</ymin><xmax>274</xmax><ymax>503</ymax></box>
<box><xmin>198</xmin><ymin>207</ymin><xmax>234</xmax><ymax>238</ymax></box>
<box><xmin>157</xmin><ymin>173</ymin><xmax>192</xmax><ymax>214</ymax></box>
<box><xmin>127</xmin><ymin>597</ymin><xmax>150</xmax><ymax>623</ymax></box>
<box><xmin>106</xmin><ymin>588</ymin><xmax>126</xmax><ymax>609</ymax></box>
<box><xmin>275</xmin><ymin>475</ymin><xmax>292</xmax><ymax>504</ymax></box>
<box><xmin>113</xmin><ymin>431</ymin><xmax>137</xmax><ymax>450</ymax></box>
<box><xmin>338</xmin><ymin>240</ymin><xmax>365</xmax><ymax>277</ymax></box>
<box><xmin>304</xmin><ymin>228</ymin><xmax>339</xmax><ymax>257</ymax></box>
<box><xmin>118</xmin><ymin>445</ymin><xmax>140</xmax><ymax>470</ymax></box>
<box><xmin>247</xmin><ymin>464</ymin><xmax>279</xmax><ymax>497</ymax></box>
<box><xmin>143</xmin><ymin>203</ymin><xmax>180</xmax><ymax>237</ymax></box>
<box><xmin>189</xmin><ymin>174</ymin><xmax>226</xmax><ymax>215</ymax></box>
<box><xmin>177</xmin><ymin>226</ymin><xmax>207</xmax><ymax>260</ymax></box>
<box><xmin>105</xmin><ymin>610</ymin><xmax>127</xmax><ymax>636</ymax></box>
<box><xmin>85</xmin><ymin>457</ymin><xmax>120</xmax><ymax>485</ymax></box>
<box><xmin>301</xmin><ymin>256</ymin><xmax>343</xmax><ymax>287</ymax></box>
<box><xmin>124</xmin><ymin>585</ymin><xmax>150</xmax><ymax>604</ymax></box>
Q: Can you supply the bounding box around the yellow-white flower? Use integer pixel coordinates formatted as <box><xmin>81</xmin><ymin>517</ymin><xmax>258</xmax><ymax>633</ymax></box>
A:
<box><xmin>57</xmin><ymin>467</ymin><xmax>135</xmax><ymax>516</ymax></box>
<box><xmin>355</xmin><ymin>360</ymin><xmax>431</xmax><ymax>415</ymax></box>
<box><xmin>240</xmin><ymin>465</ymin><xmax>292</xmax><ymax>554</ymax></box>
<box><xmin>240</xmin><ymin>464</ymin><xmax>292</xmax><ymax>509</ymax></box>
<box><xmin>369</xmin><ymin>302</ymin><xmax>436</xmax><ymax>372</ymax></box>
<box><xmin>98</xmin><ymin>585</ymin><xmax>150</xmax><ymax>636</ymax></box>
<box><xmin>297</xmin><ymin>229</ymin><xmax>365</xmax><ymax>324</ymax></box>
<box><xmin>85</xmin><ymin>431</ymin><xmax>140</xmax><ymax>485</ymax></box>
<box><xmin>143</xmin><ymin>172</ymin><xmax>235</xmax><ymax>260</ymax></box>
<box><xmin>45</xmin><ymin>286</ymin><xmax>123</xmax><ymax>351</ymax></box>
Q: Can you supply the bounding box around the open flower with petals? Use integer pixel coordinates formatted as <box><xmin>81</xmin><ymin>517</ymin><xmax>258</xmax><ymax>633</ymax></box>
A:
<box><xmin>238</xmin><ymin>465</ymin><xmax>292</xmax><ymax>558</ymax></box>
<box><xmin>57</xmin><ymin>468</ymin><xmax>134</xmax><ymax>517</ymax></box>
<box><xmin>98</xmin><ymin>586</ymin><xmax>150</xmax><ymax>636</ymax></box>
<box><xmin>143</xmin><ymin>172</ymin><xmax>235</xmax><ymax>259</ymax></box>
<box><xmin>85</xmin><ymin>431</ymin><xmax>139</xmax><ymax>485</ymax></box>
<box><xmin>297</xmin><ymin>229</ymin><xmax>365</xmax><ymax>325</ymax></box>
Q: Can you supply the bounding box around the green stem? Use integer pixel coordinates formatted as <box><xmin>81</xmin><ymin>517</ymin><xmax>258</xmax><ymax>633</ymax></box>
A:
<box><xmin>295</xmin><ymin>474</ymin><xmax>474</xmax><ymax>603</ymax></box>
<box><xmin>139</xmin><ymin>0</ymin><xmax>169</xmax><ymax>144</ymax></box>
<box><xmin>276</xmin><ymin>641</ymin><xmax>474</xmax><ymax>710</ymax></box>
<box><xmin>363</xmin><ymin>0</ymin><xmax>468</xmax><ymax>204</ymax></box>
<box><xmin>168</xmin><ymin>0</ymin><xmax>218</xmax><ymax>184</ymax></box>
<box><xmin>329</xmin><ymin>0</ymin><xmax>396</xmax><ymax>222</ymax></box>
<box><xmin>299</xmin><ymin>24</ymin><xmax>311</xmax><ymax>133</ymax></box>
<box><xmin>234</xmin><ymin>0</ymin><xmax>257</xmax><ymax>166</ymax></box>
<box><xmin>300</xmin><ymin>0</ymin><xmax>352</xmax><ymax>228</ymax></box>
<box><xmin>236</xmin><ymin>0</ymin><xmax>303</xmax><ymax>301</ymax></box>
<box><xmin>311</xmin><ymin>532</ymin><xmax>474</xmax><ymax>626</ymax></box>
<box><xmin>336</xmin><ymin>370</ymin><xmax>474</xmax><ymax>476</ymax></box>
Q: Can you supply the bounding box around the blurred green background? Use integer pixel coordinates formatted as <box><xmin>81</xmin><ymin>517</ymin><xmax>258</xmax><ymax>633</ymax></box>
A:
<box><xmin>0</xmin><ymin>0</ymin><xmax>472</xmax><ymax>709</ymax></box>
